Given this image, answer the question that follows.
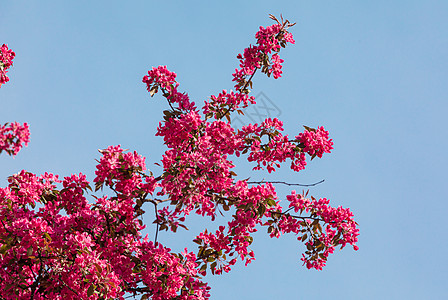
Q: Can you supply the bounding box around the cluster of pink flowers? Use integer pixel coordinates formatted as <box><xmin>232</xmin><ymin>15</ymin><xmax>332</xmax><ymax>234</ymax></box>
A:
<box><xmin>238</xmin><ymin>118</ymin><xmax>333</xmax><ymax>173</ymax></box>
<box><xmin>0</xmin><ymin>122</ymin><xmax>30</xmax><ymax>156</ymax></box>
<box><xmin>239</xmin><ymin>118</ymin><xmax>308</xmax><ymax>173</ymax></box>
<box><xmin>143</xmin><ymin>65</ymin><xmax>196</xmax><ymax>112</ymax></box>
<box><xmin>296</xmin><ymin>126</ymin><xmax>334</xmax><ymax>158</ymax></box>
<box><xmin>202</xmin><ymin>89</ymin><xmax>255</xmax><ymax>120</ymax></box>
<box><xmin>0</xmin><ymin>44</ymin><xmax>15</xmax><ymax>86</ymax></box>
<box><xmin>232</xmin><ymin>16</ymin><xmax>295</xmax><ymax>92</ymax></box>
<box><xmin>0</xmin><ymin>149</ymin><xmax>210</xmax><ymax>299</ymax></box>
<box><xmin>0</xmin><ymin>15</ymin><xmax>358</xmax><ymax>298</ymax></box>
<box><xmin>1</xmin><ymin>47</ymin><xmax>30</xmax><ymax>158</ymax></box>
<box><xmin>281</xmin><ymin>191</ymin><xmax>359</xmax><ymax>270</ymax></box>
<box><xmin>139</xmin><ymin>243</ymin><xmax>210</xmax><ymax>300</ymax></box>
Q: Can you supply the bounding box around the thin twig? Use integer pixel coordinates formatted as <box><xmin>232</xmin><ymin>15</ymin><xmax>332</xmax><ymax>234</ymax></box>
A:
<box><xmin>247</xmin><ymin>179</ymin><xmax>325</xmax><ymax>187</ymax></box>
<box><xmin>154</xmin><ymin>204</ymin><xmax>159</xmax><ymax>245</ymax></box>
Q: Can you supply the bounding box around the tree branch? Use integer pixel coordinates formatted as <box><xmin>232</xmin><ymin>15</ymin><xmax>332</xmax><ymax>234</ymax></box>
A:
<box><xmin>247</xmin><ymin>179</ymin><xmax>325</xmax><ymax>187</ymax></box>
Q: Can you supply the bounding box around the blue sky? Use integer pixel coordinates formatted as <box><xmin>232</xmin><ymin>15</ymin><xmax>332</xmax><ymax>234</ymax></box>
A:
<box><xmin>1</xmin><ymin>1</ymin><xmax>447</xmax><ymax>299</ymax></box>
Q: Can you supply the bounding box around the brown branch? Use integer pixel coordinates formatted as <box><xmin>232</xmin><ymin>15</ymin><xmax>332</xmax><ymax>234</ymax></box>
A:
<box><xmin>154</xmin><ymin>203</ymin><xmax>159</xmax><ymax>245</ymax></box>
<box><xmin>247</xmin><ymin>179</ymin><xmax>325</xmax><ymax>187</ymax></box>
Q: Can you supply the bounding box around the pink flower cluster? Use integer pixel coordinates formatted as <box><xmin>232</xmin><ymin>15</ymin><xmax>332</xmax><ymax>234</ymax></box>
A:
<box><xmin>281</xmin><ymin>191</ymin><xmax>359</xmax><ymax>270</ymax></box>
<box><xmin>239</xmin><ymin>118</ymin><xmax>308</xmax><ymax>173</ymax></box>
<box><xmin>296</xmin><ymin>126</ymin><xmax>334</xmax><ymax>158</ymax></box>
<box><xmin>0</xmin><ymin>150</ymin><xmax>210</xmax><ymax>299</ymax></box>
<box><xmin>0</xmin><ymin>44</ymin><xmax>15</xmax><ymax>86</ymax></box>
<box><xmin>143</xmin><ymin>66</ymin><xmax>196</xmax><ymax>112</ymax></box>
<box><xmin>0</xmin><ymin>49</ymin><xmax>30</xmax><ymax>158</ymax></box>
<box><xmin>0</xmin><ymin>122</ymin><xmax>30</xmax><ymax>156</ymax></box>
<box><xmin>203</xmin><ymin>89</ymin><xmax>255</xmax><ymax>120</ymax></box>
<box><xmin>232</xmin><ymin>18</ymin><xmax>296</xmax><ymax>93</ymax></box>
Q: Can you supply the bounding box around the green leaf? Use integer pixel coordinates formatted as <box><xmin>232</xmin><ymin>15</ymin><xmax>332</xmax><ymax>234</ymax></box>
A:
<box><xmin>267</xmin><ymin>198</ymin><xmax>276</xmax><ymax>207</ymax></box>
<box><xmin>0</xmin><ymin>243</ymin><xmax>10</xmax><ymax>255</ymax></box>
<box><xmin>258</xmin><ymin>205</ymin><xmax>266</xmax><ymax>217</ymax></box>
<box><xmin>44</xmin><ymin>232</ymin><xmax>51</xmax><ymax>242</ymax></box>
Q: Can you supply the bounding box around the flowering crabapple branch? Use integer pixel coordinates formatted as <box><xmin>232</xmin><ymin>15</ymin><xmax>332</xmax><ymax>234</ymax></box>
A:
<box><xmin>214</xmin><ymin>15</ymin><xmax>296</xmax><ymax>122</ymax></box>
<box><xmin>141</xmin><ymin>14</ymin><xmax>357</xmax><ymax>276</ymax></box>
<box><xmin>0</xmin><ymin>45</ymin><xmax>30</xmax><ymax>158</ymax></box>
<box><xmin>0</xmin><ymin>15</ymin><xmax>358</xmax><ymax>299</ymax></box>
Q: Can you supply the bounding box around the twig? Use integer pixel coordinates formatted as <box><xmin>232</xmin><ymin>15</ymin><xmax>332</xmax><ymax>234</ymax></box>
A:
<box><xmin>247</xmin><ymin>179</ymin><xmax>325</xmax><ymax>187</ymax></box>
<box><xmin>154</xmin><ymin>204</ymin><xmax>159</xmax><ymax>245</ymax></box>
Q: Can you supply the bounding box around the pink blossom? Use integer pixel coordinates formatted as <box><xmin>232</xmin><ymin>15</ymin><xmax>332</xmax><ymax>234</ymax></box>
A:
<box><xmin>0</xmin><ymin>122</ymin><xmax>30</xmax><ymax>156</ymax></box>
<box><xmin>296</xmin><ymin>126</ymin><xmax>334</xmax><ymax>158</ymax></box>
<box><xmin>0</xmin><ymin>44</ymin><xmax>15</xmax><ymax>86</ymax></box>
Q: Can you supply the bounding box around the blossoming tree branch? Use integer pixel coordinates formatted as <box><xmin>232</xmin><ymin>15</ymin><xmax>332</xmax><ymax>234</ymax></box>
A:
<box><xmin>0</xmin><ymin>15</ymin><xmax>358</xmax><ymax>299</ymax></box>
<box><xmin>0</xmin><ymin>44</ymin><xmax>29</xmax><ymax>156</ymax></box>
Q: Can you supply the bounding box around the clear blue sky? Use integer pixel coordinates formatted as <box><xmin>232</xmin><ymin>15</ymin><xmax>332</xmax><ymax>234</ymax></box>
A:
<box><xmin>1</xmin><ymin>1</ymin><xmax>447</xmax><ymax>299</ymax></box>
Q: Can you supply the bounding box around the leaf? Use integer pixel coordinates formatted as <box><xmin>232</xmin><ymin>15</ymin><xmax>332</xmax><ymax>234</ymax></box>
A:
<box><xmin>150</xmin><ymin>86</ymin><xmax>158</xmax><ymax>97</ymax></box>
<box><xmin>0</xmin><ymin>243</ymin><xmax>11</xmax><ymax>255</ymax></box>
<box><xmin>178</xmin><ymin>223</ymin><xmax>189</xmax><ymax>231</ymax></box>
<box><xmin>303</xmin><ymin>125</ymin><xmax>314</xmax><ymax>132</ymax></box>
<box><xmin>267</xmin><ymin>198</ymin><xmax>276</xmax><ymax>207</ymax></box>
<box><xmin>257</xmin><ymin>205</ymin><xmax>266</xmax><ymax>217</ymax></box>
<box><xmin>94</xmin><ymin>263</ymin><xmax>103</xmax><ymax>274</ymax></box>
<box><xmin>27</xmin><ymin>246</ymin><xmax>33</xmax><ymax>257</ymax></box>
<box><xmin>87</xmin><ymin>284</ymin><xmax>95</xmax><ymax>297</ymax></box>
<box><xmin>316</xmin><ymin>242</ymin><xmax>325</xmax><ymax>251</ymax></box>
<box><xmin>301</xmin><ymin>234</ymin><xmax>308</xmax><ymax>242</ymax></box>
<box><xmin>94</xmin><ymin>181</ymin><xmax>103</xmax><ymax>192</ymax></box>
<box><xmin>317</xmin><ymin>223</ymin><xmax>323</xmax><ymax>233</ymax></box>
